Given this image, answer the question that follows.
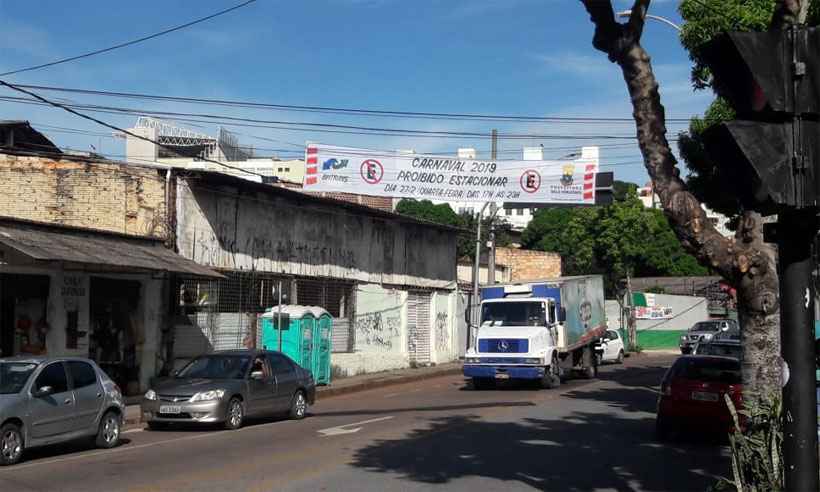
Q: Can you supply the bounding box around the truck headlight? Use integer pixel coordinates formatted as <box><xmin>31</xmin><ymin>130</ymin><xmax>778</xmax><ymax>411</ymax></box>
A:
<box><xmin>465</xmin><ymin>357</ymin><xmax>482</xmax><ymax>364</ymax></box>
<box><xmin>524</xmin><ymin>358</ymin><xmax>543</xmax><ymax>365</ymax></box>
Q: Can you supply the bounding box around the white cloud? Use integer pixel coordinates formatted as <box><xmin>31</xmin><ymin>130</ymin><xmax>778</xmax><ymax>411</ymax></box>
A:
<box><xmin>537</xmin><ymin>52</ymin><xmax>613</xmax><ymax>76</ymax></box>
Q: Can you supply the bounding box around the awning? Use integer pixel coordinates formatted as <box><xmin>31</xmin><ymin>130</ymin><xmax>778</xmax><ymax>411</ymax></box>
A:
<box><xmin>0</xmin><ymin>219</ymin><xmax>223</xmax><ymax>279</ymax></box>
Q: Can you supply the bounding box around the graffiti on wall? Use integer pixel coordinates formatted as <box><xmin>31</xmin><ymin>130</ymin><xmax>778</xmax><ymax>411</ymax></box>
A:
<box><xmin>434</xmin><ymin>311</ymin><xmax>449</xmax><ymax>352</ymax></box>
<box><xmin>356</xmin><ymin>309</ymin><xmax>401</xmax><ymax>350</ymax></box>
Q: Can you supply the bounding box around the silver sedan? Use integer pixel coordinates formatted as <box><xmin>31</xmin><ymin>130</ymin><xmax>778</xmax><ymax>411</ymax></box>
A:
<box><xmin>141</xmin><ymin>350</ymin><xmax>316</xmax><ymax>430</ymax></box>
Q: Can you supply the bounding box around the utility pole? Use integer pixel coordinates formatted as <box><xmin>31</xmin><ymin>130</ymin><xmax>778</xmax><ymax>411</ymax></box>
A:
<box><xmin>488</xmin><ymin>129</ymin><xmax>498</xmax><ymax>285</ymax></box>
<box><xmin>700</xmin><ymin>28</ymin><xmax>820</xmax><ymax>490</ymax></box>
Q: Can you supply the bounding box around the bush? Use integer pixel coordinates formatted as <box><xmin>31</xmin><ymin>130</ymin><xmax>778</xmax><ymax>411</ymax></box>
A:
<box><xmin>710</xmin><ymin>394</ymin><xmax>783</xmax><ymax>491</ymax></box>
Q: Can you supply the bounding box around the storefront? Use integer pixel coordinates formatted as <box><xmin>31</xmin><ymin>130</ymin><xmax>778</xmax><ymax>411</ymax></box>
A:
<box><xmin>0</xmin><ymin>218</ymin><xmax>221</xmax><ymax>394</ymax></box>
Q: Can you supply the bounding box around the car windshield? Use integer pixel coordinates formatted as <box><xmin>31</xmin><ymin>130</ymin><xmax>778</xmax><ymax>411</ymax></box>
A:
<box><xmin>0</xmin><ymin>362</ymin><xmax>38</xmax><ymax>394</ymax></box>
<box><xmin>176</xmin><ymin>355</ymin><xmax>251</xmax><ymax>379</ymax></box>
<box><xmin>481</xmin><ymin>302</ymin><xmax>546</xmax><ymax>327</ymax></box>
<box><xmin>691</xmin><ymin>321</ymin><xmax>723</xmax><ymax>332</ymax></box>
<box><xmin>675</xmin><ymin>358</ymin><xmax>741</xmax><ymax>384</ymax></box>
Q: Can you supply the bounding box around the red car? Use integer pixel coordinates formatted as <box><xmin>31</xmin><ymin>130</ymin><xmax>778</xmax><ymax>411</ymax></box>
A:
<box><xmin>656</xmin><ymin>355</ymin><xmax>743</xmax><ymax>440</ymax></box>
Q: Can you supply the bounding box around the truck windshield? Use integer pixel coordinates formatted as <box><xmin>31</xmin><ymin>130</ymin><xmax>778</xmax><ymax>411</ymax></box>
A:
<box><xmin>481</xmin><ymin>302</ymin><xmax>546</xmax><ymax>327</ymax></box>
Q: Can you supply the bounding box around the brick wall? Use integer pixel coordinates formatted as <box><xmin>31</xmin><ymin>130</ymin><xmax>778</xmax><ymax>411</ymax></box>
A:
<box><xmin>0</xmin><ymin>153</ymin><xmax>168</xmax><ymax>237</ymax></box>
<box><xmin>495</xmin><ymin>247</ymin><xmax>561</xmax><ymax>282</ymax></box>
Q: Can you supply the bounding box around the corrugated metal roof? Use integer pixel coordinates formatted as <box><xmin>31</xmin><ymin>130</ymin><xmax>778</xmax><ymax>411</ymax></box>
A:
<box><xmin>0</xmin><ymin>218</ymin><xmax>223</xmax><ymax>278</ymax></box>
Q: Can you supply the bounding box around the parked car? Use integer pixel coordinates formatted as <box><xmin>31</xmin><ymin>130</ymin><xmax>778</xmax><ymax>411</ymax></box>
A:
<box><xmin>596</xmin><ymin>329</ymin><xmax>625</xmax><ymax>364</ymax></box>
<box><xmin>693</xmin><ymin>339</ymin><xmax>742</xmax><ymax>359</ymax></box>
<box><xmin>0</xmin><ymin>356</ymin><xmax>125</xmax><ymax>466</ymax></box>
<box><xmin>141</xmin><ymin>350</ymin><xmax>315</xmax><ymax>430</ymax></box>
<box><xmin>656</xmin><ymin>355</ymin><xmax>742</xmax><ymax>440</ymax></box>
<box><xmin>679</xmin><ymin>319</ymin><xmax>738</xmax><ymax>354</ymax></box>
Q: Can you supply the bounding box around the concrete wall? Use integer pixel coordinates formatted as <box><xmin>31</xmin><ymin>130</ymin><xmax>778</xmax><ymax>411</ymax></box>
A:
<box><xmin>456</xmin><ymin>263</ymin><xmax>510</xmax><ymax>285</ymax></box>
<box><xmin>332</xmin><ymin>283</ymin><xmax>407</xmax><ymax>377</ymax></box>
<box><xmin>495</xmin><ymin>247</ymin><xmax>561</xmax><ymax>282</ymax></box>
<box><xmin>0</xmin><ymin>153</ymin><xmax>167</xmax><ymax>238</ymax></box>
<box><xmin>176</xmin><ymin>178</ymin><xmax>457</xmax><ymax>288</ymax></box>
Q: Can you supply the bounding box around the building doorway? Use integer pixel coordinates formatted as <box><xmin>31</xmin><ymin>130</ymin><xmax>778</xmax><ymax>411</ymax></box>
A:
<box><xmin>0</xmin><ymin>274</ymin><xmax>51</xmax><ymax>358</ymax></box>
<box><xmin>89</xmin><ymin>277</ymin><xmax>141</xmax><ymax>395</ymax></box>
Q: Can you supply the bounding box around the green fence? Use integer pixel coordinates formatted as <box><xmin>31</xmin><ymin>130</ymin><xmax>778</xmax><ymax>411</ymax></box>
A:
<box><xmin>636</xmin><ymin>330</ymin><xmax>685</xmax><ymax>350</ymax></box>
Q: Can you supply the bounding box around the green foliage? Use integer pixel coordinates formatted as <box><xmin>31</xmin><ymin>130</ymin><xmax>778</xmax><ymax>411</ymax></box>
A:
<box><xmin>521</xmin><ymin>191</ymin><xmax>708</xmax><ymax>295</ymax></box>
<box><xmin>395</xmin><ymin>199</ymin><xmax>511</xmax><ymax>259</ymax></box>
<box><xmin>711</xmin><ymin>394</ymin><xmax>784</xmax><ymax>492</ymax></box>
<box><xmin>679</xmin><ymin>0</ymin><xmax>777</xmax><ymax>90</ymax></box>
<box><xmin>613</xmin><ymin>180</ymin><xmax>639</xmax><ymax>202</ymax></box>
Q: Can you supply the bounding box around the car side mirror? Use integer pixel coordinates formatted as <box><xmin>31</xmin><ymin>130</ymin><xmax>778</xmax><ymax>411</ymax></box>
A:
<box><xmin>558</xmin><ymin>307</ymin><xmax>567</xmax><ymax>323</ymax></box>
<box><xmin>250</xmin><ymin>370</ymin><xmax>264</xmax><ymax>380</ymax></box>
<box><xmin>34</xmin><ymin>385</ymin><xmax>54</xmax><ymax>397</ymax></box>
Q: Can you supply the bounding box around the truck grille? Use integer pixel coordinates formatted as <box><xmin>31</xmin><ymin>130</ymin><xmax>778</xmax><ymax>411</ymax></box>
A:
<box><xmin>478</xmin><ymin>338</ymin><xmax>529</xmax><ymax>353</ymax></box>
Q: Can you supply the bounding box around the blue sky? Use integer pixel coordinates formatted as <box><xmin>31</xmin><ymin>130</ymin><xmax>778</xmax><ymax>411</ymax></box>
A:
<box><xmin>0</xmin><ymin>0</ymin><xmax>712</xmax><ymax>185</ymax></box>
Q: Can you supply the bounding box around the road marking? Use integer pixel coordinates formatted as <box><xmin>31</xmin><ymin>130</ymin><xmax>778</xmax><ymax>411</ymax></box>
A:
<box><xmin>1</xmin><ymin>417</ymin><xmax>300</xmax><ymax>472</ymax></box>
<box><xmin>317</xmin><ymin>416</ymin><xmax>394</xmax><ymax>437</ymax></box>
<box><xmin>383</xmin><ymin>392</ymin><xmax>399</xmax><ymax>398</ymax></box>
<box><xmin>123</xmin><ymin>428</ymin><xmax>144</xmax><ymax>434</ymax></box>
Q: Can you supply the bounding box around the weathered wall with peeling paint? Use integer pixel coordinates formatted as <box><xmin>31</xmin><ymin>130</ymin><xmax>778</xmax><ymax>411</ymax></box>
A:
<box><xmin>0</xmin><ymin>154</ymin><xmax>167</xmax><ymax>237</ymax></box>
<box><xmin>176</xmin><ymin>178</ymin><xmax>457</xmax><ymax>288</ymax></box>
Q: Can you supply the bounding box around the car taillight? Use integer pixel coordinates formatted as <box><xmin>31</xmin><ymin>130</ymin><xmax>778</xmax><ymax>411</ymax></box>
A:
<box><xmin>661</xmin><ymin>383</ymin><xmax>671</xmax><ymax>396</ymax></box>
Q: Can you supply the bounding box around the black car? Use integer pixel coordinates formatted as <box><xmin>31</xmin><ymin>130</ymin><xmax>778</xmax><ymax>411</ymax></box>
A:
<box><xmin>140</xmin><ymin>350</ymin><xmax>316</xmax><ymax>430</ymax></box>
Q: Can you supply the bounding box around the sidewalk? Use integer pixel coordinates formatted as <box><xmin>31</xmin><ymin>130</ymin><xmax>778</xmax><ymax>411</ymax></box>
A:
<box><xmin>123</xmin><ymin>361</ymin><xmax>463</xmax><ymax>429</ymax></box>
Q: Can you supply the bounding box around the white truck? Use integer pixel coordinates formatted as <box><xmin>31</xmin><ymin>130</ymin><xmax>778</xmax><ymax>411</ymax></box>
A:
<box><xmin>464</xmin><ymin>275</ymin><xmax>608</xmax><ymax>389</ymax></box>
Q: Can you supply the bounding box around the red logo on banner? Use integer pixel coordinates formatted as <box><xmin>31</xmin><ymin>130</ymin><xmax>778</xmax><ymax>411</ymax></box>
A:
<box><xmin>520</xmin><ymin>169</ymin><xmax>541</xmax><ymax>193</ymax></box>
<box><xmin>360</xmin><ymin>159</ymin><xmax>384</xmax><ymax>184</ymax></box>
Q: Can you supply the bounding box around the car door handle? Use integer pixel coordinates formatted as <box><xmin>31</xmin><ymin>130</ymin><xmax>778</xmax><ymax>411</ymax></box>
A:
<box><xmin>96</xmin><ymin>392</ymin><xmax>103</xmax><ymax>398</ymax></box>
<box><xmin>64</xmin><ymin>399</ymin><xmax>73</xmax><ymax>405</ymax></box>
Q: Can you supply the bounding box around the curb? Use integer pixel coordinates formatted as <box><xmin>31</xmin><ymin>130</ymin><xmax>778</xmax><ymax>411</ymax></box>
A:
<box><xmin>316</xmin><ymin>365</ymin><xmax>463</xmax><ymax>399</ymax></box>
<box><xmin>122</xmin><ymin>364</ymin><xmax>463</xmax><ymax>430</ymax></box>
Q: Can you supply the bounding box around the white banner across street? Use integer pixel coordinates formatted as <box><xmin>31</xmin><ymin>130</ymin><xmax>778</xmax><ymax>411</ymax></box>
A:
<box><xmin>303</xmin><ymin>144</ymin><xmax>599</xmax><ymax>204</ymax></box>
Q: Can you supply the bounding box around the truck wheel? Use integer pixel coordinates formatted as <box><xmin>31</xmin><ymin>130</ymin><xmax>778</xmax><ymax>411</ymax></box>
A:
<box><xmin>541</xmin><ymin>355</ymin><xmax>561</xmax><ymax>389</ymax></box>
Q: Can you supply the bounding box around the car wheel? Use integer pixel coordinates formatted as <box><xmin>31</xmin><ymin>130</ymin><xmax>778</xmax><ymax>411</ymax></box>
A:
<box><xmin>616</xmin><ymin>350</ymin><xmax>625</xmax><ymax>364</ymax></box>
<box><xmin>224</xmin><ymin>397</ymin><xmax>244</xmax><ymax>430</ymax></box>
<box><xmin>95</xmin><ymin>411</ymin><xmax>121</xmax><ymax>449</ymax></box>
<box><xmin>289</xmin><ymin>390</ymin><xmax>308</xmax><ymax>420</ymax></box>
<box><xmin>656</xmin><ymin>415</ymin><xmax>672</xmax><ymax>442</ymax></box>
<box><xmin>0</xmin><ymin>423</ymin><xmax>24</xmax><ymax>466</ymax></box>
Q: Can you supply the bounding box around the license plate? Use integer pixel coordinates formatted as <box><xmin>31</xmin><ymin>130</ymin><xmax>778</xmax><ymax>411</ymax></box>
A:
<box><xmin>495</xmin><ymin>373</ymin><xmax>510</xmax><ymax>380</ymax></box>
<box><xmin>159</xmin><ymin>405</ymin><xmax>182</xmax><ymax>414</ymax></box>
<box><xmin>691</xmin><ymin>391</ymin><xmax>719</xmax><ymax>402</ymax></box>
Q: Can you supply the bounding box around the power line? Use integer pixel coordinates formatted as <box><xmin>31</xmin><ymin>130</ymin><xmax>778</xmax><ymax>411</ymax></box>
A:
<box><xmin>0</xmin><ymin>0</ymin><xmax>257</xmax><ymax>77</ymax></box>
<box><xmin>8</xmin><ymin>83</ymin><xmax>697</xmax><ymax>124</ymax></box>
<box><xmin>0</xmin><ymin>94</ymin><xmax>673</xmax><ymax>142</ymax></box>
<box><xmin>0</xmin><ymin>79</ymin><xmax>265</xmax><ymax>178</ymax></box>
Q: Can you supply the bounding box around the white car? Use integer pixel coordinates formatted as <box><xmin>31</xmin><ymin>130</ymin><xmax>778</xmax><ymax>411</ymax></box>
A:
<box><xmin>598</xmin><ymin>329</ymin><xmax>625</xmax><ymax>364</ymax></box>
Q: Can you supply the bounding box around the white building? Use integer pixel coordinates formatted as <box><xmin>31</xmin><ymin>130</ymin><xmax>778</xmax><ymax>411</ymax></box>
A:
<box><xmin>125</xmin><ymin>117</ymin><xmax>304</xmax><ymax>184</ymax></box>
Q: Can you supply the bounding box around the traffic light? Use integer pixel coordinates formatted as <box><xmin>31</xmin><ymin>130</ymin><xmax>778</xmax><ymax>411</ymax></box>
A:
<box><xmin>699</xmin><ymin>28</ymin><xmax>820</xmax><ymax>215</ymax></box>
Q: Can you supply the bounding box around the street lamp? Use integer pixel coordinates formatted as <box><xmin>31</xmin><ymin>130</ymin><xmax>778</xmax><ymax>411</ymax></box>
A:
<box><xmin>616</xmin><ymin>10</ymin><xmax>681</xmax><ymax>31</ymax></box>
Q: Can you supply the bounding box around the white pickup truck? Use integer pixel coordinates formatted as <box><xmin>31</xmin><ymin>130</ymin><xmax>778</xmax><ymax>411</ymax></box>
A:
<box><xmin>464</xmin><ymin>275</ymin><xmax>608</xmax><ymax>389</ymax></box>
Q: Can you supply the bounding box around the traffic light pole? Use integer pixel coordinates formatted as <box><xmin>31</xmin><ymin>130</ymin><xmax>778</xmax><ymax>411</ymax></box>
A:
<box><xmin>778</xmin><ymin>210</ymin><xmax>819</xmax><ymax>492</ymax></box>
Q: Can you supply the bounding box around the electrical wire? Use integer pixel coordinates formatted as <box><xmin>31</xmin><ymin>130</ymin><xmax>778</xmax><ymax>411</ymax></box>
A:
<box><xmin>0</xmin><ymin>79</ymin><xmax>266</xmax><ymax>178</ymax></box>
<box><xmin>0</xmin><ymin>0</ymin><xmax>257</xmax><ymax>77</ymax></box>
<box><xmin>8</xmin><ymin>83</ymin><xmax>697</xmax><ymax>124</ymax></box>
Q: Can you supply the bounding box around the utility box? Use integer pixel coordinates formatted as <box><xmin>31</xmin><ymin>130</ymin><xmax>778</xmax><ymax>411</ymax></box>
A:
<box><xmin>260</xmin><ymin>305</ymin><xmax>332</xmax><ymax>385</ymax></box>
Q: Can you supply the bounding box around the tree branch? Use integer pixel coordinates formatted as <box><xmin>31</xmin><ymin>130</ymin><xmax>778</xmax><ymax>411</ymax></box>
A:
<box><xmin>627</xmin><ymin>0</ymin><xmax>650</xmax><ymax>39</ymax></box>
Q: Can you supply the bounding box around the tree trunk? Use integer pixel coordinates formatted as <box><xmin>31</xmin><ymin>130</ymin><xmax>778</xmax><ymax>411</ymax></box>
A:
<box><xmin>580</xmin><ymin>0</ymin><xmax>782</xmax><ymax>399</ymax></box>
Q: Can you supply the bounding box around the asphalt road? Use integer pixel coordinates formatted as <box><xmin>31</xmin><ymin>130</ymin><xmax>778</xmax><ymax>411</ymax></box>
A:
<box><xmin>0</xmin><ymin>354</ymin><xmax>729</xmax><ymax>492</ymax></box>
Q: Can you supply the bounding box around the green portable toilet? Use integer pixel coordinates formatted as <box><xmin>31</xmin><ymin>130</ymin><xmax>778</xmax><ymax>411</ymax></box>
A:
<box><xmin>310</xmin><ymin>307</ymin><xmax>332</xmax><ymax>385</ymax></box>
<box><xmin>260</xmin><ymin>306</ymin><xmax>315</xmax><ymax>374</ymax></box>
<box><xmin>260</xmin><ymin>305</ymin><xmax>332</xmax><ymax>384</ymax></box>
